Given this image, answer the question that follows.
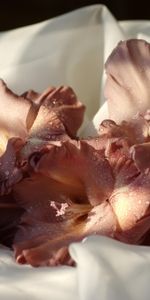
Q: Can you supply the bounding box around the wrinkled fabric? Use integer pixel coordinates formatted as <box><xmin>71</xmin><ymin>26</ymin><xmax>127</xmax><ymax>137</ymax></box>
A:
<box><xmin>1</xmin><ymin>4</ymin><xmax>150</xmax><ymax>300</ymax></box>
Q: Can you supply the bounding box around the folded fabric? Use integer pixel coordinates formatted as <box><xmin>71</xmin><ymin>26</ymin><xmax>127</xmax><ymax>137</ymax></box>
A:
<box><xmin>1</xmin><ymin>4</ymin><xmax>150</xmax><ymax>300</ymax></box>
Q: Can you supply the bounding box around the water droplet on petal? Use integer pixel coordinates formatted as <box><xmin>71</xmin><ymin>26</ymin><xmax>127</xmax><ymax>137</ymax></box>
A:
<box><xmin>5</xmin><ymin>170</ymin><xmax>9</xmax><ymax>176</ymax></box>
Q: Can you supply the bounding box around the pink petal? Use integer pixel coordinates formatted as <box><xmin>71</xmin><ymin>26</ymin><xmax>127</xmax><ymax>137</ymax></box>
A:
<box><xmin>0</xmin><ymin>138</ymin><xmax>25</xmax><ymax>195</ymax></box>
<box><xmin>99</xmin><ymin>113</ymin><xmax>150</xmax><ymax>145</ymax></box>
<box><xmin>104</xmin><ymin>39</ymin><xmax>150</xmax><ymax>123</ymax></box>
<box><xmin>25</xmin><ymin>86</ymin><xmax>85</xmax><ymax>138</ymax></box>
<box><xmin>131</xmin><ymin>142</ymin><xmax>150</xmax><ymax>172</ymax></box>
<box><xmin>12</xmin><ymin>138</ymin><xmax>115</xmax><ymax>266</ymax></box>
<box><xmin>110</xmin><ymin>163</ymin><xmax>150</xmax><ymax>243</ymax></box>
<box><xmin>0</xmin><ymin>80</ymin><xmax>36</xmax><ymax>138</ymax></box>
<box><xmin>116</xmin><ymin>215</ymin><xmax>150</xmax><ymax>244</ymax></box>
<box><xmin>31</xmin><ymin>140</ymin><xmax>114</xmax><ymax>206</ymax></box>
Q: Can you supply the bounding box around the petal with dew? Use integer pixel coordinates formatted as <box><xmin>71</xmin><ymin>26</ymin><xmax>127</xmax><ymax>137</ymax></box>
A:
<box><xmin>0</xmin><ymin>138</ymin><xmax>25</xmax><ymax>195</ymax></box>
<box><xmin>30</xmin><ymin>140</ymin><xmax>114</xmax><ymax>206</ymax></box>
<box><xmin>99</xmin><ymin>114</ymin><xmax>150</xmax><ymax>145</ymax></box>
<box><xmin>24</xmin><ymin>86</ymin><xmax>85</xmax><ymax>138</ymax></box>
<box><xmin>13</xmin><ymin>173</ymin><xmax>86</xmax><ymax>223</ymax></box>
<box><xmin>110</xmin><ymin>167</ymin><xmax>150</xmax><ymax>243</ymax></box>
<box><xmin>42</xmin><ymin>86</ymin><xmax>85</xmax><ymax>137</ymax></box>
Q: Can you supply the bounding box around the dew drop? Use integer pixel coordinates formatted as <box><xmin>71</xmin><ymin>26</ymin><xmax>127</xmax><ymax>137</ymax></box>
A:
<box><xmin>5</xmin><ymin>170</ymin><xmax>9</xmax><ymax>176</ymax></box>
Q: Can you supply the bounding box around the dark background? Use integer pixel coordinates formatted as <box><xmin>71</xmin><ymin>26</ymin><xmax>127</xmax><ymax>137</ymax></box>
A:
<box><xmin>0</xmin><ymin>0</ymin><xmax>150</xmax><ymax>31</ymax></box>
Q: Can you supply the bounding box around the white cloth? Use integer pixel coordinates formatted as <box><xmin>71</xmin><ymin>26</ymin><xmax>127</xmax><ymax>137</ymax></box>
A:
<box><xmin>1</xmin><ymin>4</ymin><xmax>150</xmax><ymax>300</ymax></box>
